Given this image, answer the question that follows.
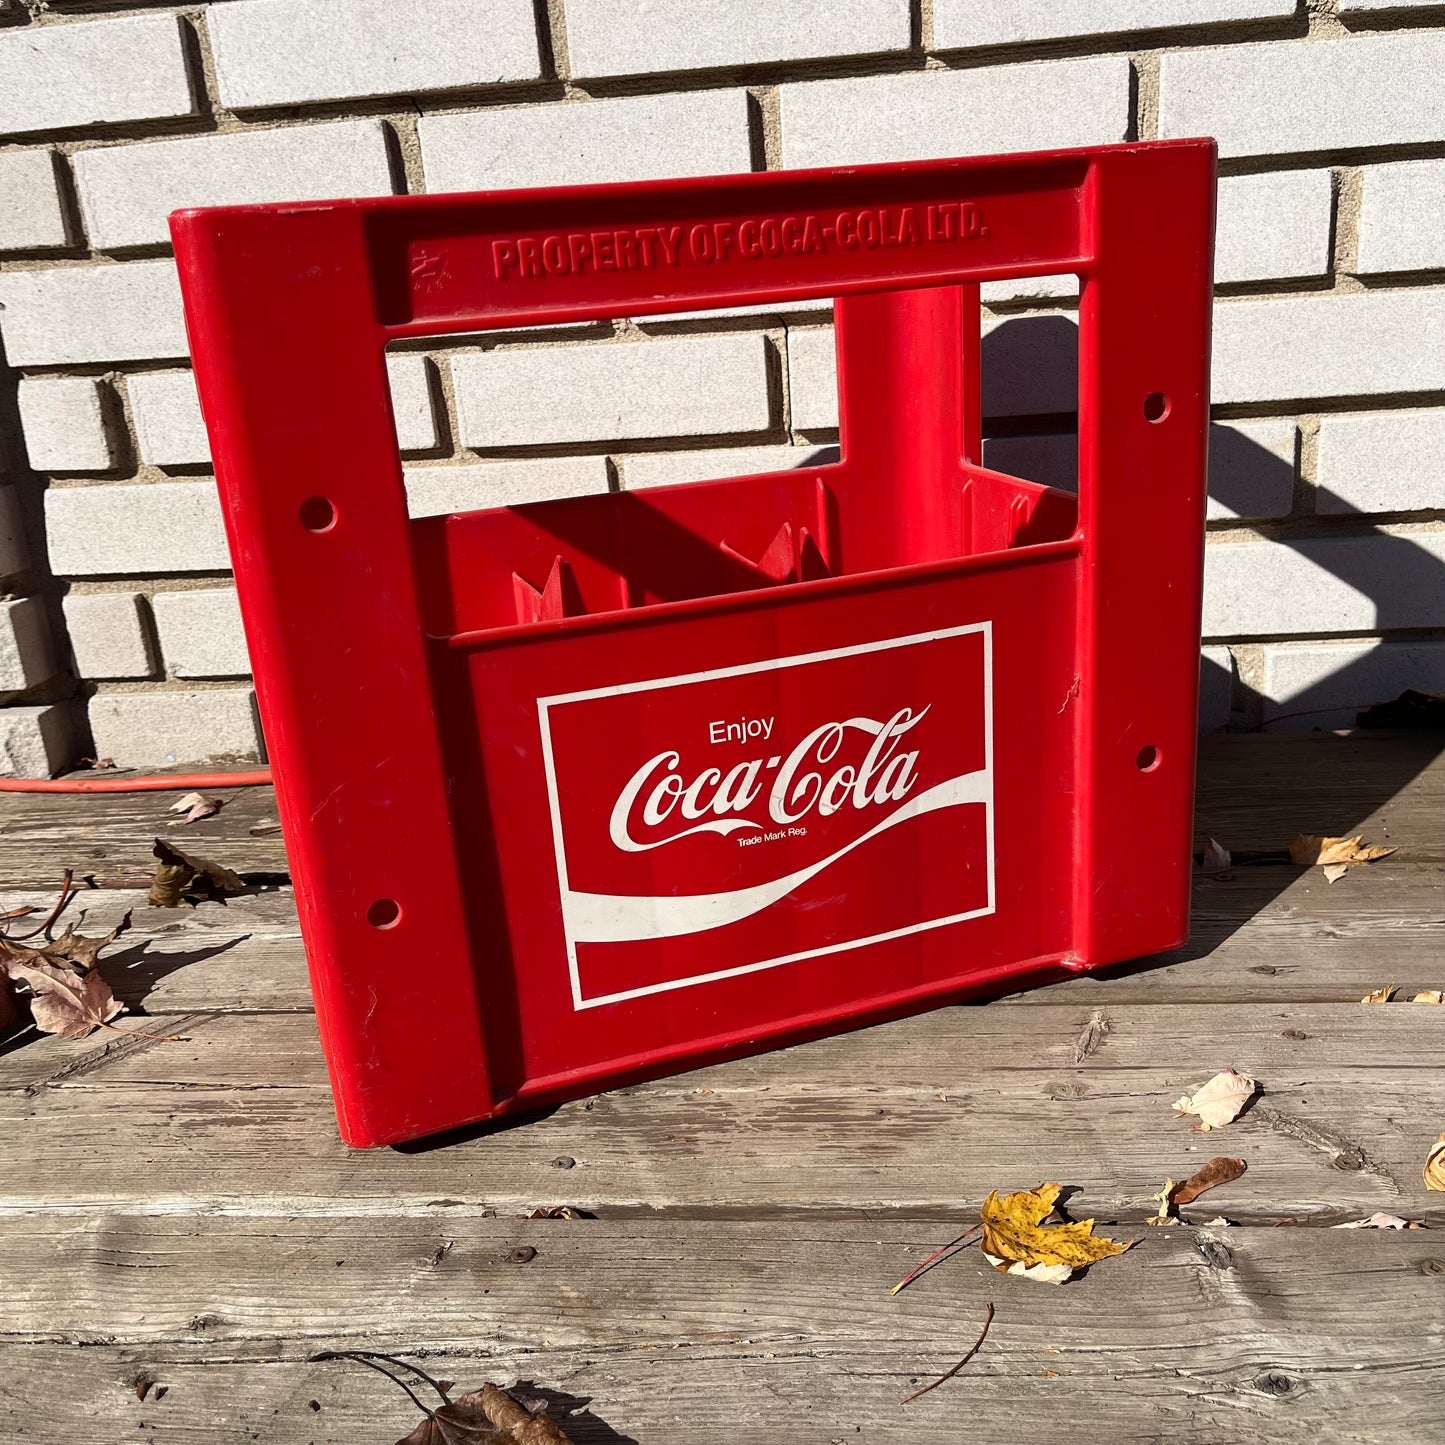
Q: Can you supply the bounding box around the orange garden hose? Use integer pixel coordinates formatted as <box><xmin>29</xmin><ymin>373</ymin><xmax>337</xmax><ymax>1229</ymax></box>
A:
<box><xmin>0</xmin><ymin>769</ymin><xmax>273</xmax><ymax>794</ymax></box>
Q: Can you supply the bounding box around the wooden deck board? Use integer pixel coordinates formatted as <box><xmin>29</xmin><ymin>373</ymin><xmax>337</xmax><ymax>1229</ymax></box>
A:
<box><xmin>2</xmin><ymin>734</ymin><xmax>1444</xmax><ymax>1442</ymax></box>
<box><xmin>3</xmin><ymin>1225</ymin><xmax>1441</xmax><ymax>1443</ymax></box>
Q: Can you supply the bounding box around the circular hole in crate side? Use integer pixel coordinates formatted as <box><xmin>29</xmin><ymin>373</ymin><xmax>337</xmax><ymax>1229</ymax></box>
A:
<box><xmin>366</xmin><ymin>898</ymin><xmax>401</xmax><ymax>929</ymax></box>
<box><xmin>1136</xmin><ymin>744</ymin><xmax>1160</xmax><ymax>772</ymax></box>
<box><xmin>1143</xmin><ymin>392</ymin><xmax>1170</xmax><ymax>423</ymax></box>
<box><xmin>299</xmin><ymin>496</ymin><xmax>336</xmax><ymax>532</ymax></box>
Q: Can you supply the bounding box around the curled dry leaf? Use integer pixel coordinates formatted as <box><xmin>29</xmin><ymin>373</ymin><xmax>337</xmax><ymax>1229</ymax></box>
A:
<box><xmin>1172</xmin><ymin>1069</ymin><xmax>1256</xmax><ymax>1130</ymax></box>
<box><xmin>1148</xmin><ymin>1158</ymin><xmax>1246</xmax><ymax>1224</ymax></box>
<box><xmin>0</xmin><ymin>957</ymin><xmax>122</xmax><ymax>1039</ymax></box>
<box><xmin>1288</xmin><ymin>834</ymin><xmax>1396</xmax><ymax>868</ymax></box>
<box><xmin>148</xmin><ymin>838</ymin><xmax>247</xmax><ymax>908</ymax></box>
<box><xmin>393</xmin><ymin>1382</ymin><xmax>574</xmax><ymax>1444</ymax></box>
<box><xmin>978</xmin><ymin>1183</ymin><xmax>1134</xmax><ymax>1285</ymax></box>
<box><xmin>1323</xmin><ymin>863</ymin><xmax>1350</xmax><ymax>885</ymax></box>
<box><xmin>1174</xmin><ymin>1156</ymin><xmax>1247</xmax><ymax>1206</ymax></box>
<box><xmin>1426</xmin><ymin>1135</ymin><xmax>1445</xmax><ymax>1193</ymax></box>
<box><xmin>1332</xmin><ymin>1213</ymin><xmax>1421</xmax><ymax>1229</ymax></box>
<box><xmin>1201</xmin><ymin>837</ymin><xmax>1231</xmax><ymax>870</ymax></box>
<box><xmin>0</xmin><ymin>911</ymin><xmax>133</xmax><ymax>1039</ymax></box>
<box><xmin>1411</xmin><ymin>991</ymin><xmax>1445</xmax><ymax>1004</ymax></box>
<box><xmin>1362</xmin><ymin>985</ymin><xmax>1397</xmax><ymax>1005</ymax></box>
<box><xmin>1146</xmin><ymin>1178</ymin><xmax>1176</xmax><ymax>1226</ymax></box>
<box><xmin>165</xmin><ymin>791</ymin><xmax>223</xmax><ymax>826</ymax></box>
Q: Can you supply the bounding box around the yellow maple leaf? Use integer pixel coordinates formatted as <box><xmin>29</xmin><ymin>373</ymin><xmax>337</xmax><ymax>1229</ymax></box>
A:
<box><xmin>979</xmin><ymin>1183</ymin><xmax>1135</xmax><ymax>1282</ymax></box>
<box><xmin>1288</xmin><ymin>834</ymin><xmax>1396</xmax><ymax>867</ymax></box>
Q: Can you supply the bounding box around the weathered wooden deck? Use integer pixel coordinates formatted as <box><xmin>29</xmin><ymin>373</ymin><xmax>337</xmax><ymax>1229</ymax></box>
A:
<box><xmin>3</xmin><ymin>733</ymin><xmax>1444</xmax><ymax>1443</ymax></box>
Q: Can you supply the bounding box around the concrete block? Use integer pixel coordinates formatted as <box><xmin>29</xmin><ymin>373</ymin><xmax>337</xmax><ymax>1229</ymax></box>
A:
<box><xmin>207</xmin><ymin>0</ymin><xmax>540</xmax><ymax>109</ymax></box>
<box><xmin>1261</xmin><ymin>639</ymin><xmax>1445</xmax><ymax>729</ymax></box>
<box><xmin>1200</xmin><ymin>645</ymin><xmax>1235</xmax><ymax>734</ymax></box>
<box><xmin>982</xmin><ymin>313</ymin><xmax>1079</xmax><ymax>417</ymax></box>
<box><xmin>129</xmin><ymin>355</ymin><xmax>436</xmax><ymax>464</ymax></box>
<box><xmin>87</xmin><ymin>688</ymin><xmax>259</xmax><ymax>766</ymax></box>
<box><xmin>0</xmin><ymin>704</ymin><xmax>72</xmax><ymax>779</ymax></box>
<box><xmin>404</xmin><ymin>458</ymin><xmax>609</xmax><ymax>517</ymax></box>
<box><xmin>565</xmin><ymin>0</ymin><xmax>908</xmax><ymax>78</ymax></box>
<box><xmin>45</xmin><ymin>481</ymin><xmax>229</xmax><ymax>576</ymax></box>
<box><xmin>935</xmin><ymin>0</ymin><xmax>1293</xmax><ymax>48</ymax></box>
<box><xmin>1339</xmin><ymin>0</ymin><xmax>1441</xmax><ymax>9</ymax></box>
<box><xmin>624</xmin><ymin>443</ymin><xmax>840</xmax><ymax>489</ymax></box>
<box><xmin>1316</xmin><ymin>409</ymin><xmax>1445</xmax><ymax>514</ymax></box>
<box><xmin>0</xmin><ymin>260</ymin><xmax>187</xmax><ymax>367</ymax></box>
<box><xmin>981</xmin><ymin>433</ymin><xmax>1076</xmax><ymax>490</ymax></box>
<box><xmin>452</xmin><ymin>335</ymin><xmax>771</xmax><ymax>448</ymax></box>
<box><xmin>0</xmin><ymin>489</ymin><xmax>27</xmax><ymax>579</ymax></box>
<box><xmin>152</xmin><ymin>589</ymin><xmax>249</xmax><ymax>678</ymax></box>
<box><xmin>1206</xmin><ymin>419</ymin><xmax>1296</xmax><ymax>520</ymax></box>
<box><xmin>983</xmin><ymin>419</ymin><xmax>1295</xmax><ymax>520</ymax></box>
<box><xmin>75</xmin><ymin>119</ymin><xmax>394</xmax><ymax>250</ymax></box>
<box><xmin>1215</xmin><ymin>170</ymin><xmax>1333</xmax><ymax>285</ymax></box>
<box><xmin>0</xmin><ymin>150</ymin><xmax>69</xmax><ymax>251</ymax></box>
<box><xmin>387</xmin><ymin>356</ymin><xmax>439</xmax><ymax>453</ymax></box>
<box><xmin>1160</xmin><ymin>32</ymin><xmax>1445</xmax><ymax>158</ymax></box>
<box><xmin>127</xmin><ymin>371</ymin><xmax>208</xmax><ymax>467</ymax></box>
<box><xmin>0</xmin><ymin>14</ymin><xmax>193</xmax><ymax>136</ymax></box>
<box><xmin>1357</xmin><ymin>160</ymin><xmax>1445</xmax><ymax>275</ymax></box>
<box><xmin>1212</xmin><ymin>291</ymin><xmax>1445</xmax><ymax>405</ymax></box>
<box><xmin>421</xmin><ymin>92</ymin><xmax>751</xmax><ymax>194</ymax></box>
<box><xmin>980</xmin><ymin>275</ymin><xmax>1079</xmax><ymax>306</ymax></box>
<box><xmin>17</xmin><ymin>377</ymin><xmax>114</xmax><ymax>472</ymax></box>
<box><xmin>62</xmin><ymin>592</ymin><xmax>155</xmax><ymax>680</ymax></box>
<box><xmin>0</xmin><ymin>597</ymin><xmax>58</xmax><ymax>692</ymax></box>
<box><xmin>779</xmin><ymin>57</ymin><xmax>1129</xmax><ymax>168</ymax></box>
<box><xmin>786</xmin><ymin>328</ymin><xmax>837</xmax><ymax>433</ymax></box>
<box><xmin>1203</xmin><ymin>530</ymin><xmax>1445</xmax><ymax>637</ymax></box>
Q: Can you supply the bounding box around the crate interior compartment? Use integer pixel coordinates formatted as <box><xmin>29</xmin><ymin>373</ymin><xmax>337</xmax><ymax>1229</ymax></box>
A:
<box><xmin>411</xmin><ymin>458</ymin><xmax>1077</xmax><ymax>639</ymax></box>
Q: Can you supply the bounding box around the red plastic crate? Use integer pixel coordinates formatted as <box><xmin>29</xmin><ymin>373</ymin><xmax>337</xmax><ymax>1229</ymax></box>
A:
<box><xmin>171</xmin><ymin>139</ymin><xmax>1216</xmax><ymax>1147</ymax></box>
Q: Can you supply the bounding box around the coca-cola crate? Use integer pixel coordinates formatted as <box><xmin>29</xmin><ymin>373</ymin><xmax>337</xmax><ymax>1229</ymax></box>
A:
<box><xmin>172</xmin><ymin>139</ymin><xmax>1215</xmax><ymax>1146</ymax></box>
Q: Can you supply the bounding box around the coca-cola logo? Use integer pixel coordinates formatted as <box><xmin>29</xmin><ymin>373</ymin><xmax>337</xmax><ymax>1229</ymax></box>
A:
<box><xmin>537</xmin><ymin>622</ymin><xmax>994</xmax><ymax>1009</ymax></box>
<box><xmin>608</xmin><ymin>707</ymin><xmax>927</xmax><ymax>853</ymax></box>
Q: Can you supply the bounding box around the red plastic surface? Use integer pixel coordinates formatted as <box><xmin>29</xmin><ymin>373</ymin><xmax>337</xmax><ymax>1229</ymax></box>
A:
<box><xmin>171</xmin><ymin>141</ymin><xmax>1216</xmax><ymax>1147</ymax></box>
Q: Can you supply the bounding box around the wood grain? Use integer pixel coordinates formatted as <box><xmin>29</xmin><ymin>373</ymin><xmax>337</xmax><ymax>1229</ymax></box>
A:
<box><xmin>3</xmin><ymin>1225</ymin><xmax>1441</xmax><ymax>1444</ymax></box>
<box><xmin>2</xmin><ymin>735</ymin><xmax>1444</xmax><ymax>1443</ymax></box>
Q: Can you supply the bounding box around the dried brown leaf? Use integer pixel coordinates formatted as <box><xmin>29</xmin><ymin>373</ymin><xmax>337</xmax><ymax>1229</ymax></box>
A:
<box><xmin>148</xmin><ymin>838</ymin><xmax>247</xmax><ymax>908</ymax></box>
<box><xmin>1172</xmin><ymin>1069</ymin><xmax>1256</xmax><ymax>1130</ymax></box>
<box><xmin>1332</xmin><ymin>1213</ymin><xmax>1421</xmax><ymax>1229</ymax></box>
<box><xmin>1323</xmin><ymin>862</ymin><xmax>1350</xmax><ymax>884</ymax></box>
<box><xmin>1411</xmin><ymin>991</ymin><xmax>1445</xmax><ymax>1004</ymax></box>
<box><xmin>1362</xmin><ymin>985</ymin><xmax>1398</xmax><ymax>1004</ymax></box>
<box><xmin>1172</xmin><ymin>1156</ymin><xmax>1247</xmax><ymax>1207</ymax></box>
<box><xmin>1289</xmin><ymin>833</ymin><xmax>1397</xmax><ymax>867</ymax></box>
<box><xmin>1426</xmin><ymin>1135</ymin><xmax>1445</xmax><ymax>1193</ymax></box>
<box><xmin>165</xmin><ymin>791</ymin><xmax>223</xmax><ymax>827</ymax></box>
<box><xmin>391</xmin><ymin>1381</ymin><xmax>573</xmax><ymax>1444</ymax></box>
<box><xmin>0</xmin><ymin>957</ymin><xmax>121</xmax><ymax>1039</ymax></box>
<box><xmin>978</xmin><ymin>1183</ymin><xmax>1134</xmax><ymax>1284</ymax></box>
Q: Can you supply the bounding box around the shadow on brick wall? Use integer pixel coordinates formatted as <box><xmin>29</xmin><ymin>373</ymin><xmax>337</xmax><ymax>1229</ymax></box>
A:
<box><xmin>0</xmin><ymin>333</ymin><xmax>87</xmax><ymax>768</ymax></box>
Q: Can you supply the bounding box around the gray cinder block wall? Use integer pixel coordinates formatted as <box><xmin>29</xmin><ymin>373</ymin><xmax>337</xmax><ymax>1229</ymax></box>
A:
<box><xmin>1</xmin><ymin>0</ymin><xmax>1444</xmax><ymax>771</ymax></box>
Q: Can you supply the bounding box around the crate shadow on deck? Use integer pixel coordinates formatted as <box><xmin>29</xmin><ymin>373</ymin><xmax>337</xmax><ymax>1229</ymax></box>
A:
<box><xmin>979</xmin><ymin>313</ymin><xmax>1445</xmax><ymax>971</ymax></box>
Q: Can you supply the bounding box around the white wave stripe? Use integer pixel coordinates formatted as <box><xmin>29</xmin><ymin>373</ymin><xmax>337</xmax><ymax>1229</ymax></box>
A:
<box><xmin>563</xmin><ymin>768</ymin><xmax>989</xmax><ymax>945</ymax></box>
